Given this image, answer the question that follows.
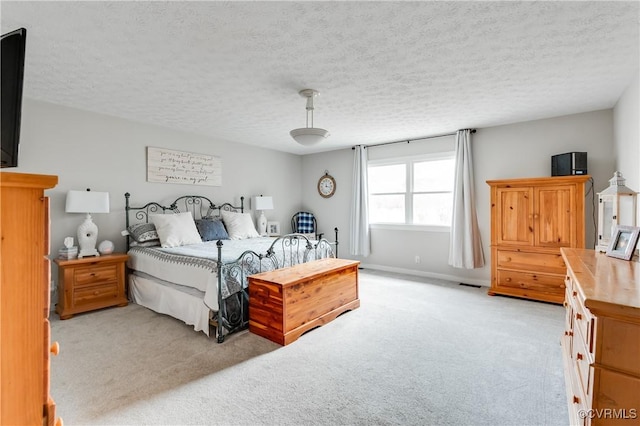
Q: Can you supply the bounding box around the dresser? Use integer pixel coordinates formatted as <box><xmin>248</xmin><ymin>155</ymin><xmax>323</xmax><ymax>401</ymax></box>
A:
<box><xmin>55</xmin><ymin>253</ymin><xmax>129</xmax><ymax>319</ymax></box>
<box><xmin>560</xmin><ymin>248</ymin><xmax>640</xmax><ymax>425</ymax></box>
<box><xmin>0</xmin><ymin>171</ymin><xmax>61</xmax><ymax>426</ymax></box>
<box><xmin>487</xmin><ymin>175</ymin><xmax>589</xmax><ymax>303</ymax></box>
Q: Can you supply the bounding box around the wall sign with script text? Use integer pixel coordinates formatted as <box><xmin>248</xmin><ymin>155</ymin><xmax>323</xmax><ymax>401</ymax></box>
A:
<box><xmin>146</xmin><ymin>147</ymin><xmax>222</xmax><ymax>186</ymax></box>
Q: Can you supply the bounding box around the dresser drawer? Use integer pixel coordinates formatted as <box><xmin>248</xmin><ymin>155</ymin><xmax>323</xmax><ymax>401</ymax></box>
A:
<box><xmin>497</xmin><ymin>250</ymin><xmax>566</xmax><ymax>275</ymax></box>
<box><xmin>569</xmin><ymin>288</ymin><xmax>596</xmax><ymax>356</ymax></box>
<box><xmin>73</xmin><ymin>264</ymin><xmax>118</xmax><ymax>288</ymax></box>
<box><xmin>496</xmin><ymin>269</ymin><xmax>566</xmax><ymax>294</ymax></box>
<box><xmin>73</xmin><ymin>283</ymin><xmax>119</xmax><ymax>307</ymax></box>
<box><xmin>572</xmin><ymin>326</ymin><xmax>594</xmax><ymax>401</ymax></box>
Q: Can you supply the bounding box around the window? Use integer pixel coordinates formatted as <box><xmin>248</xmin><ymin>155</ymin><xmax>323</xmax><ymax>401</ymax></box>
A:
<box><xmin>368</xmin><ymin>153</ymin><xmax>455</xmax><ymax>228</ymax></box>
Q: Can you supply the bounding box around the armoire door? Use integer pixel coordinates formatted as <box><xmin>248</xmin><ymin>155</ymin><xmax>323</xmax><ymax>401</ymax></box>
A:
<box><xmin>534</xmin><ymin>185</ymin><xmax>575</xmax><ymax>248</ymax></box>
<box><xmin>495</xmin><ymin>187</ymin><xmax>534</xmax><ymax>246</ymax></box>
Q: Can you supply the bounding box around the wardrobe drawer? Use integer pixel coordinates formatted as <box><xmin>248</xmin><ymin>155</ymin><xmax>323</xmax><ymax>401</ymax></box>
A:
<box><xmin>497</xmin><ymin>250</ymin><xmax>566</xmax><ymax>275</ymax></box>
<box><xmin>496</xmin><ymin>269</ymin><xmax>566</xmax><ymax>295</ymax></box>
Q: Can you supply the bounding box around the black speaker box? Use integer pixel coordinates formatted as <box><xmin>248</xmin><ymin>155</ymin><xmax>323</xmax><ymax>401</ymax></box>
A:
<box><xmin>551</xmin><ymin>152</ymin><xmax>587</xmax><ymax>176</ymax></box>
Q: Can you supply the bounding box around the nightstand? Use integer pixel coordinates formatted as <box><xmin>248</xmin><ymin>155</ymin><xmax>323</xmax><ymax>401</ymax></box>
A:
<box><xmin>54</xmin><ymin>253</ymin><xmax>128</xmax><ymax>319</ymax></box>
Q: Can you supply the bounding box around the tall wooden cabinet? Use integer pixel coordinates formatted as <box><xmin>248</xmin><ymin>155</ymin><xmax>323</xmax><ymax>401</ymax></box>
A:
<box><xmin>560</xmin><ymin>248</ymin><xmax>640</xmax><ymax>425</ymax></box>
<box><xmin>1</xmin><ymin>172</ymin><xmax>61</xmax><ymax>426</ymax></box>
<box><xmin>487</xmin><ymin>175</ymin><xmax>589</xmax><ymax>304</ymax></box>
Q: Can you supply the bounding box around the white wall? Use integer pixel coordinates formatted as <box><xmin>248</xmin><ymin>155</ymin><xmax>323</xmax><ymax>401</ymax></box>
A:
<box><xmin>11</xmin><ymin>98</ymin><xmax>303</xmax><ymax>292</ymax></box>
<box><xmin>303</xmin><ymin>110</ymin><xmax>616</xmax><ymax>285</ymax></box>
<box><xmin>613</xmin><ymin>73</ymin><xmax>640</xmax><ymax>222</ymax></box>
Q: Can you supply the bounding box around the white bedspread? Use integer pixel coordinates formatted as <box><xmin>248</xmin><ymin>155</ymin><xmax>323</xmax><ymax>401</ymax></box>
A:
<box><xmin>128</xmin><ymin>237</ymin><xmax>278</xmax><ymax>310</ymax></box>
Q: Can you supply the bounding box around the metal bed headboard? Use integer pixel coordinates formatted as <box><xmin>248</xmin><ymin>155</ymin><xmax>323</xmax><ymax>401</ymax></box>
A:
<box><xmin>124</xmin><ymin>193</ymin><xmax>244</xmax><ymax>250</ymax></box>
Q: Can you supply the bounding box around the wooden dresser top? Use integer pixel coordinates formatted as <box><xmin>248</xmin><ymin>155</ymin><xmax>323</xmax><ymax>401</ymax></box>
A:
<box><xmin>561</xmin><ymin>248</ymin><xmax>640</xmax><ymax>320</ymax></box>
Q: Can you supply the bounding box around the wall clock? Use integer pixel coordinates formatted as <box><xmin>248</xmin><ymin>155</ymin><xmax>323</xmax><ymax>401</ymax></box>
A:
<box><xmin>318</xmin><ymin>172</ymin><xmax>336</xmax><ymax>198</ymax></box>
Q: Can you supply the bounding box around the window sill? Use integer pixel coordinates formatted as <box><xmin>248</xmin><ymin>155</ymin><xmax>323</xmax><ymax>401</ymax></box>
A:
<box><xmin>370</xmin><ymin>223</ymin><xmax>450</xmax><ymax>233</ymax></box>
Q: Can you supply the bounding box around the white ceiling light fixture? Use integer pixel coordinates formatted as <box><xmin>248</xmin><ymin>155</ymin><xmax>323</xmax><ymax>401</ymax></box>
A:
<box><xmin>290</xmin><ymin>89</ymin><xmax>329</xmax><ymax>146</ymax></box>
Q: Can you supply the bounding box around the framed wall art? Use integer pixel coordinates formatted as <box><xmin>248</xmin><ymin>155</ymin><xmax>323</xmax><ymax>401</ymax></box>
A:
<box><xmin>605</xmin><ymin>225</ymin><xmax>640</xmax><ymax>261</ymax></box>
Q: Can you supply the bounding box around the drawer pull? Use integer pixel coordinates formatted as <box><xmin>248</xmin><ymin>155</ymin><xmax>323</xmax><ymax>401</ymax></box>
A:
<box><xmin>577</xmin><ymin>352</ymin><xmax>583</xmax><ymax>360</ymax></box>
<box><xmin>505</xmin><ymin>278</ymin><xmax>512</xmax><ymax>282</ymax></box>
<box><xmin>94</xmin><ymin>291</ymin><xmax>99</xmax><ymax>295</ymax></box>
<box><xmin>573</xmin><ymin>395</ymin><xmax>580</xmax><ymax>404</ymax></box>
<box><xmin>576</xmin><ymin>313</ymin><xmax>582</xmax><ymax>320</ymax></box>
<box><xmin>572</xmin><ymin>291</ymin><xmax>577</xmax><ymax>297</ymax></box>
<box><xmin>50</xmin><ymin>341</ymin><xmax>60</xmax><ymax>355</ymax></box>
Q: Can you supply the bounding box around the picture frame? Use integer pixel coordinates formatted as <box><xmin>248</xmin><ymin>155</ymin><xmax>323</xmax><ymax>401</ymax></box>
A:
<box><xmin>605</xmin><ymin>225</ymin><xmax>640</xmax><ymax>261</ymax></box>
<box><xmin>267</xmin><ymin>221</ymin><xmax>281</xmax><ymax>236</ymax></box>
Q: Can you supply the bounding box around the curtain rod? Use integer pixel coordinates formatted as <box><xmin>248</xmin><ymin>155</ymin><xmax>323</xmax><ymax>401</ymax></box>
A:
<box><xmin>351</xmin><ymin>129</ymin><xmax>476</xmax><ymax>150</ymax></box>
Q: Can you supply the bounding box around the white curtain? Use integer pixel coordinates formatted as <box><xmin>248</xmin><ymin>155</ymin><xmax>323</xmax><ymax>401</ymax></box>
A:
<box><xmin>449</xmin><ymin>129</ymin><xmax>485</xmax><ymax>269</ymax></box>
<box><xmin>350</xmin><ymin>145</ymin><xmax>370</xmax><ymax>257</ymax></box>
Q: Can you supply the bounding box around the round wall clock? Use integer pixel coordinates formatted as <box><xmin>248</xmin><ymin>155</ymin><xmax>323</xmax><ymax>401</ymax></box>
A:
<box><xmin>318</xmin><ymin>172</ymin><xmax>336</xmax><ymax>198</ymax></box>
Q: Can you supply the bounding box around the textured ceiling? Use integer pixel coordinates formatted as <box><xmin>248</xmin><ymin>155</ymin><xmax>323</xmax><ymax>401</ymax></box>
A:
<box><xmin>1</xmin><ymin>1</ymin><xmax>639</xmax><ymax>155</ymax></box>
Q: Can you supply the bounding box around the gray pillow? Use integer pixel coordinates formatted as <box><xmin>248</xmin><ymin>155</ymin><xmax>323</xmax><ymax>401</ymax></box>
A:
<box><xmin>195</xmin><ymin>218</ymin><xmax>229</xmax><ymax>241</ymax></box>
<box><xmin>128</xmin><ymin>222</ymin><xmax>160</xmax><ymax>243</ymax></box>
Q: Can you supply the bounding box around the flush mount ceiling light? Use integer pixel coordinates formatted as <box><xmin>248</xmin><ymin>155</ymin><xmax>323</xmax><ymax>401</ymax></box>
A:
<box><xmin>290</xmin><ymin>89</ymin><xmax>330</xmax><ymax>146</ymax></box>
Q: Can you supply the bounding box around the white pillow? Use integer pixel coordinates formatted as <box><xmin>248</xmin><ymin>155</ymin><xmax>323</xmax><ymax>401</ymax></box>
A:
<box><xmin>220</xmin><ymin>210</ymin><xmax>260</xmax><ymax>240</ymax></box>
<box><xmin>150</xmin><ymin>212</ymin><xmax>202</xmax><ymax>248</ymax></box>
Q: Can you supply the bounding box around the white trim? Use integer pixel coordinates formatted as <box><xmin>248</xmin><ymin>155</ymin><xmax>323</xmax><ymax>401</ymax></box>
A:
<box><xmin>370</xmin><ymin>223</ymin><xmax>450</xmax><ymax>232</ymax></box>
<box><xmin>359</xmin><ymin>263</ymin><xmax>490</xmax><ymax>287</ymax></box>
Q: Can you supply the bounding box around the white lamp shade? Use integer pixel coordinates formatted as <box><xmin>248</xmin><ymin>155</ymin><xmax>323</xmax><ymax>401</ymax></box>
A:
<box><xmin>65</xmin><ymin>190</ymin><xmax>110</xmax><ymax>213</ymax></box>
<box><xmin>290</xmin><ymin>128</ymin><xmax>330</xmax><ymax>146</ymax></box>
<box><xmin>254</xmin><ymin>196</ymin><xmax>274</xmax><ymax>211</ymax></box>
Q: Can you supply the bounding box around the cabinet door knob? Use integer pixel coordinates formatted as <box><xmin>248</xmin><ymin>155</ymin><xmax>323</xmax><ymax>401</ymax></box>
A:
<box><xmin>50</xmin><ymin>341</ymin><xmax>60</xmax><ymax>356</ymax></box>
<box><xmin>505</xmin><ymin>278</ymin><xmax>512</xmax><ymax>282</ymax></box>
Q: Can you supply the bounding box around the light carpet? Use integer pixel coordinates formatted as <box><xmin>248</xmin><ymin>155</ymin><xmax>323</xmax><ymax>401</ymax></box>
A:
<box><xmin>50</xmin><ymin>269</ymin><xmax>568</xmax><ymax>425</ymax></box>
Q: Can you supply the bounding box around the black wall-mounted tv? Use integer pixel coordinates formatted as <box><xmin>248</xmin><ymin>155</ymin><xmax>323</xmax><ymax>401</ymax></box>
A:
<box><xmin>1</xmin><ymin>28</ymin><xmax>27</xmax><ymax>168</ymax></box>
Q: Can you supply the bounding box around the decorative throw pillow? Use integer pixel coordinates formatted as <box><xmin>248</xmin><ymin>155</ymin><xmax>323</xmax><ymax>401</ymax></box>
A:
<box><xmin>127</xmin><ymin>222</ymin><xmax>160</xmax><ymax>244</ymax></box>
<box><xmin>150</xmin><ymin>212</ymin><xmax>202</xmax><ymax>248</ymax></box>
<box><xmin>195</xmin><ymin>218</ymin><xmax>229</xmax><ymax>241</ymax></box>
<box><xmin>220</xmin><ymin>210</ymin><xmax>260</xmax><ymax>240</ymax></box>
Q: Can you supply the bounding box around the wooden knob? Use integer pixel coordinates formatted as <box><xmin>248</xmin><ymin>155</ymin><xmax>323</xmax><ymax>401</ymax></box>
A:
<box><xmin>573</xmin><ymin>395</ymin><xmax>580</xmax><ymax>404</ymax></box>
<box><xmin>572</xmin><ymin>291</ymin><xmax>577</xmax><ymax>297</ymax></box>
<box><xmin>505</xmin><ymin>257</ymin><xmax>511</xmax><ymax>262</ymax></box>
<box><xmin>50</xmin><ymin>341</ymin><xmax>60</xmax><ymax>356</ymax></box>
<box><xmin>577</xmin><ymin>353</ymin><xmax>583</xmax><ymax>360</ymax></box>
<box><xmin>55</xmin><ymin>417</ymin><xmax>64</xmax><ymax>426</ymax></box>
<box><xmin>94</xmin><ymin>291</ymin><xmax>99</xmax><ymax>295</ymax></box>
<box><xmin>505</xmin><ymin>278</ymin><xmax>512</xmax><ymax>282</ymax></box>
<box><xmin>576</xmin><ymin>313</ymin><xmax>582</xmax><ymax>320</ymax></box>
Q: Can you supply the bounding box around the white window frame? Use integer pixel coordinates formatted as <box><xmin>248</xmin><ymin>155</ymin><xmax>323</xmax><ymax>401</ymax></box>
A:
<box><xmin>368</xmin><ymin>152</ymin><xmax>455</xmax><ymax>232</ymax></box>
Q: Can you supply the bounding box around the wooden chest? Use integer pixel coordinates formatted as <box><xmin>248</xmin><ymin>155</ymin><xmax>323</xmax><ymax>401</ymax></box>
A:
<box><xmin>248</xmin><ymin>258</ymin><xmax>360</xmax><ymax>345</ymax></box>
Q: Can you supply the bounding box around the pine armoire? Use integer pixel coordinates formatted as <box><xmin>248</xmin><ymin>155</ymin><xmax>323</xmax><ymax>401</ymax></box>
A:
<box><xmin>487</xmin><ymin>175</ymin><xmax>589</xmax><ymax>304</ymax></box>
<box><xmin>0</xmin><ymin>171</ymin><xmax>61</xmax><ymax>425</ymax></box>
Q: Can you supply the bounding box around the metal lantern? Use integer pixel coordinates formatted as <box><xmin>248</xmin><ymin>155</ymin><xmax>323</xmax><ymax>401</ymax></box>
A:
<box><xmin>596</xmin><ymin>171</ymin><xmax>638</xmax><ymax>252</ymax></box>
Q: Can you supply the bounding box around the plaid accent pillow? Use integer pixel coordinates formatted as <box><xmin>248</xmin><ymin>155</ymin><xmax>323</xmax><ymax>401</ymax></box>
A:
<box><xmin>295</xmin><ymin>212</ymin><xmax>315</xmax><ymax>234</ymax></box>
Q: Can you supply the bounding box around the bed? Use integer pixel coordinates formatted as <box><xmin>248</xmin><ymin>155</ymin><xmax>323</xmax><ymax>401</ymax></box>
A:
<box><xmin>124</xmin><ymin>193</ymin><xmax>338</xmax><ymax>342</ymax></box>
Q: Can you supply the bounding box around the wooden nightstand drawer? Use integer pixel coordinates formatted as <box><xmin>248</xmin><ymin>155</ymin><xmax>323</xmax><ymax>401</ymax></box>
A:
<box><xmin>55</xmin><ymin>254</ymin><xmax>129</xmax><ymax>319</ymax></box>
<box><xmin>74</xmin><ymin>264</ymin><xmax>118</xmax><ymax>287</ymax></box>
<box><xmin>74</xmin><ymin>283</ymin><xmax>119</xmax><ymax>306</ymax></box>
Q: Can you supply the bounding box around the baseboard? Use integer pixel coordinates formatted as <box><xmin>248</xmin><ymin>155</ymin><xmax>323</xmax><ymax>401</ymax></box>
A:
<box><xmin>358</xmin><ymin>263</ymin><xmax>491</xmax><ymax>288</ymax></box>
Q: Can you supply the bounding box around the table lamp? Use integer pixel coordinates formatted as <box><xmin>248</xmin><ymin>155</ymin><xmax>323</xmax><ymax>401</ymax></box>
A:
<box><xmin>65</xmin><ymin>189</ymin><xmax>110</xmax><ymax>258</ymax></box>
<box><xmin>254</xmin><ymin>195</ymin><xmax>274</xmax><ymax>236</ymax></box>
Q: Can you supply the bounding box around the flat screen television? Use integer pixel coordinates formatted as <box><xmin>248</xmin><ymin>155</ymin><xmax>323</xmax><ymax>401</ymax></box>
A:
<box><xmin>1</xmin><ymin>28</ymin><xmax>27</xmax><ymax>168</ymax></box>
